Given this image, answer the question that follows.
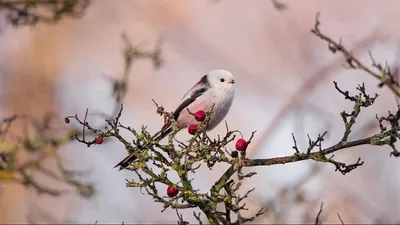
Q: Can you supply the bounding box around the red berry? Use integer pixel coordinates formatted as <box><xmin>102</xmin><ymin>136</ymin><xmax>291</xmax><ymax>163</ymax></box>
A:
<box><xmin>235</xmin><ymin>138</ymin><xmax>247</xmax><ymax>151</ymax></box>
<box><xmin>188</xmin><ymin>124</ymin><xmax>198</xmax><ymax>135</ymax></box>
<box><xmin>95</xmin><ymin>137</ymin><xmax>103</xmax><ymax>144</ymax></box>
<box><xmin>195</xmin><ymin>110</ymin><xmax>206</xmax><ymax>122</ymax></box>
<box><xmin>167</xmin><ymin>186</ymin><xmax>179</xmax><ymax>197</ymax></box>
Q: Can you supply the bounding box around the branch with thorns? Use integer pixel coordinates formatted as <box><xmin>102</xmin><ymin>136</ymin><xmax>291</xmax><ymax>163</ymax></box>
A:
<box><xmin>311</xmin><ymin>12</ymin><xmax>400</xmax><ymax>98</ymax></box>
<box><xmin>67</xmin><ymin>101</ymin><xmax>264</xmax><ymax>224</ymax></box>
<box><xmin>241</xmin><ymin>81</ymin><xmax>397</xmax><ymax>176</ymax></box>
<box><xmin>0</xmin><ymin>113</ymin><xmax>94</xmax><ymax>198</ymax></box>
<box><xmin>65</xmin><ymin>74</ymin><xmax>400</xmax><ymax>224</ymax></box>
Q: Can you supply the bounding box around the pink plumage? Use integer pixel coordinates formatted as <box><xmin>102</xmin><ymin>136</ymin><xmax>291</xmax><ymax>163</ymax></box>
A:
<box><xmin>114</xmin><ymin>69</ymin><xmax>236</xmax><ymax>170</ymax></box>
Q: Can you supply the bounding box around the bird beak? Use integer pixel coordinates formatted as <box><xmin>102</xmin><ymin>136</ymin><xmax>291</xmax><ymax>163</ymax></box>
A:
<box><xmin>230</xmin><ymin>80</ymin><xmax>235</xmax><ymax>84</ymax></box>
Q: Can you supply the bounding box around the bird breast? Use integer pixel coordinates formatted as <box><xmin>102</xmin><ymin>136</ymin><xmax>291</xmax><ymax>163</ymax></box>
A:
<box><xmin>177</xmin><ymin>87</ymin><xmax>235</xmax><ymax>131</ymax></box>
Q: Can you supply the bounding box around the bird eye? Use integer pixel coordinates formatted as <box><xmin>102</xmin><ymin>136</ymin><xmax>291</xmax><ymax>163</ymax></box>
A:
<box><xmin>220</xmin><ymin>78</ymin><xmax>225</xmax><ymax>82</ymax></box>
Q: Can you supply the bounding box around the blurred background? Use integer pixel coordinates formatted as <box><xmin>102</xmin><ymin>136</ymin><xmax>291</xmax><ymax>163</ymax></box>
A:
<box><xmin>1</xmin><ymin>0</ymin><xmax>400</xmax><ymax>223</ymax></box>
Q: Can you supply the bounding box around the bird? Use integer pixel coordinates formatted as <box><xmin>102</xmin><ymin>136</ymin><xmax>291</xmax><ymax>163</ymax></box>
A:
<box><xmin>114</xmin><ymin>69</ymin><xmax>236</xmax><ymax>170</ymax></box>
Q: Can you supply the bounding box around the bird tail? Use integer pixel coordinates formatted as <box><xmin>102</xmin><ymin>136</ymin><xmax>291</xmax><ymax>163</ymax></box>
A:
<box><xmin>113</xmin><ymin>153</ymin><xmax>138</xmax><ymax>171</ymax></box>
<box><xmin>113</xmin><ymin>127</ymin><xmax>173</xmax><ymax>170</ymax></box>
<box><xmin>153</xmin><ymin>127</ymin><xmax>173</xmax><ymax>142</ymax></box>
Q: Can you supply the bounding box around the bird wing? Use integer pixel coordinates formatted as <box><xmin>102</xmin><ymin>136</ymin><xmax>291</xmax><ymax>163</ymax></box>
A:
<box><xmin>172</xmin><ymin>86</ymin><xmax>207</xmax><ymax>120</ymax></box>
<box><xmin>157</xmin><ymin>86</ymin><xmax>207</xmax><ymax>132</ymax></box>
<box><xmin>153</xmin><ymin>75</ymin><xmax>209</xmax><ymax>139</ymax></box>
<box><xmin>175</xmin><ymin>74</ymin><xmax>210</xmax><ymax>120</ymax></box>
<box><xmin>181</xmin><ymin>74</ymin><xmax>209</xmax><ymax>100</ymax></box>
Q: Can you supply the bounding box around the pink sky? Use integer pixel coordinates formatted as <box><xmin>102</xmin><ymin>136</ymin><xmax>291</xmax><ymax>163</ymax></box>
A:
<box><xmin>1</xmin><ymin>0</ymin><xmax>400</xmax><ymax>223</ymax></box>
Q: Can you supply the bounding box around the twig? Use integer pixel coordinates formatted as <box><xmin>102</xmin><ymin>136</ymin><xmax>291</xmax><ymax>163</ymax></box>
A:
<box><xmin>311</xmin><ymin>12</ymin><xmax>400</xmax><ymax>97</ymax></box>
<box><xmin>337</xmin><ymin>213</ymin><xmax>345</xmax><ymax>225</ymax></box>
<box><xmin>314</xmin><ymin>203</ymin><xmax>323</xmax><ymax>225</ymax></box>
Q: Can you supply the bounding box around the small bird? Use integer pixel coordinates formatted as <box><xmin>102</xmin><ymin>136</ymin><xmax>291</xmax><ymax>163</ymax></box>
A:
<box><xmin>114</xmin><ymin>69</ymin><xmax>236</xmax><ymax>170</ymax></box>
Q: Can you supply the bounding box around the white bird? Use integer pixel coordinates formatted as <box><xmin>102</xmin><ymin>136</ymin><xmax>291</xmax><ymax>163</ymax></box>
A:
<box><xmin>114</xmin><ymin>69</ymin><xmax>236</xmax><ymax>170</ymax></box>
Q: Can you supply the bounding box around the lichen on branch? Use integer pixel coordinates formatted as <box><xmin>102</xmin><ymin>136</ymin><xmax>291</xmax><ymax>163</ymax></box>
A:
<box><xmin>64</xmin><ymin>12</ymin><xmax>400</xmax><ymax>225</ymax></box>
<box><xmin>67</xmin><ymin>76</ymin><xmax>400</xmax><ymax>224</ymax></box>
<box><xmin>67</xmin><ymin>103</ymin><xmax>264</xmax><ymax>224</ymax></box>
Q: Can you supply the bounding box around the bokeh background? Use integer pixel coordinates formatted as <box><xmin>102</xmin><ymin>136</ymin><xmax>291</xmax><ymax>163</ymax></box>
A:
<box><xmin>1</xmin><ymin>0</ymin><xmax>400</xmax><ymax>223</ymax></box>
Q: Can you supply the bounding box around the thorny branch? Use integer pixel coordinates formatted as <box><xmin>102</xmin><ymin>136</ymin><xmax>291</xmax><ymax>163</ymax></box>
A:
<box><xmin>61</xmin><ymin>12</ymin><xmax>400</xmax><ymax>225</ymax></box>
<box><xmin>311</xmin><ymin>12</ymin><xmax>400</xmax><ymax>98</ymax></box>
<box><xmin>229</xmin><ymin>81</ymin><xmax>385</xmax><ymax>178</ymax></box>
<box><xmin>67</xmin><ymin>102</ymin><xmax>265</xmax><ymax>224</ymax></box>
<box><xmin>0</xmin><ymin>113</ymin><xmax>94</xmax><ymax>198</ymax></box>
<box><xmin>67</xmin><ymin>77</ymin><xmax>400</xmax><ymax>224</ymax></box>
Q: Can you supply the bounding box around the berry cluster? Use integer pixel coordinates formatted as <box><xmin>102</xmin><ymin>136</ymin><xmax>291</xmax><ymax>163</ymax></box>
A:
<box><xmin>187</xmin><ymin>110</ymin><xmax>206</xmax><ymax>135</ymax></box>
<box><xmin>188</xmin><ymin>110</ymin><xmax>249</xmax><ymax>159</ymax></box>
<box><xmin>231</xmin><ymin>138</ymin><xmax>247</xmax><ymax>158</ymax></box>
<box><xmin>64</xmin><ymin>116</ymin><xmax>104</xmax><ymax>145</ymax></box>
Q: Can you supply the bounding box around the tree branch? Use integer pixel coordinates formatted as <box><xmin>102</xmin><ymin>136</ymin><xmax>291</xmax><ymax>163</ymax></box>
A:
<box><xmin>311</xmin><ymin>12</ymin><xmax>400</xmax><ymax>97</ymax></box>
